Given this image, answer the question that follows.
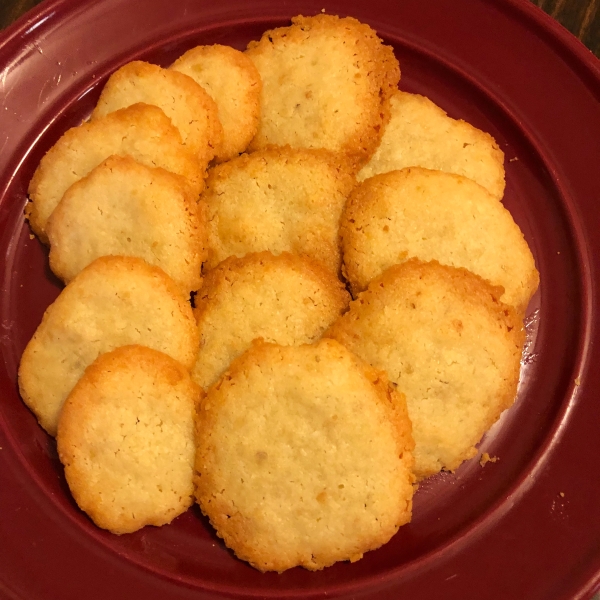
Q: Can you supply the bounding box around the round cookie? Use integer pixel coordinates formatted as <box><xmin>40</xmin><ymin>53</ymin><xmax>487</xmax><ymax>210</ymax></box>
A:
<box><xmin>46</xmin><ymin>155</ymin><xmax>205</xmax><ymax>295</ymax></box>
<box><xmin>27</xmin><ymin>103</ymin><xmax>204</xmax><ymax>242</ymax></box>
<box><xmin>192</xmin><ymin>252</ymin><xmax>350</xmax><ymax>389</ymax></box>
<box><xmin>326</xmin><ymin>259</ymin><xmax>525</xmax><ymax>480</ymax></box>
<box><xmin>341</xmin><ymin>167</ymin><xmax>539</xmax><ymax>312</ymax></box>
<box><xmin>91</xmin><ymin>61</ymin><xmax>223</xmax><ymax>166</ymax></box>
<box><xmin>245</xmin><ymin>14</ymin><xmax>399</xmax><ymax>169</ymax></box>
<box><xmin>195</xmin><ymin>338</ymin><xmax>414</xmax><ymax>572</ymax></box>
<box><xmin>170</xmin><ymin>44</ymin><xmax>262</xmax><ymax>163</ymax></box>
<box><xmin>357</xmin><ymin>91</ymin><xmax>506</xmax><ymax>199</ymax></box>
<box><xmin>18</xmin><ymin>256</ymin><xmax>199</xmax><ymax>436</ymax></box>
<box><xmin>202</xmin><ymin>146</ymin><xmax>356</xmax><ymax>274</ymax></box>
<box><xmin>57</xmin><ymin>345</ymin><xmax>200</xmax><ymax>534</ymax></box>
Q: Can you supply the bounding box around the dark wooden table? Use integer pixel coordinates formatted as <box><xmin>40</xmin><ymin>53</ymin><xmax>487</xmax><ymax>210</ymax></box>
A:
<box><xmin>1</xmin><ymin>0</ymin><xmax>600</xmax><ymax>57</ymax></box>
<box><xmin>533</xmin><ymin>0</ymin><xmax>600</xmax><ymax>55</ymax></box>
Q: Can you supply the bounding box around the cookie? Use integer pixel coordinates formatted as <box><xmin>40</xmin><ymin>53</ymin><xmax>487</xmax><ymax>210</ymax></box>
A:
<box><xmin>192</xmin><ymin>252</ymin><xmax>350</xmax><ymax>389</ymax></box>
<box><xmin>27</xmin><ymin>103</ymin><xmax>203</xmax><ymax>242</ymax></box>
<box><xmin>203</xmin><ymin>146</ymin><xmax>355</xmax><ymax>274</ymax></box>
<box><xmin>46</xmin><ymin>155</ymin><xmax>205</xmax><ymax>294</ymax></box>
<box><xmin>91</xmin><ymin>61</ymin><xmax>223</xmax><ymax>167</ymax></box>
<box><xmin>245</xmin><ymin>14</ymin><xmax>399</xmax><ymax>169</ymax></box>
<box><xmin>57</xmin><ymin>345</ymin><xmax>200</xmax><ymax>534</ymax></box>
<box><xmin>326</xmin><ymin>259</ymin><xmax>525</xmax><ymax>480</ymax></box>
<box><xmin>341</xmin><ymin>167</ymin><xmax>539</xmax><ymax>312</ymax></box>
<box><xmin>195</xmin><ymin>338</ymin><xmax>414</xmax><ymax>572</ymax></box>
<box><xmin>357</xmin><ymin>91</ymin><xmax>506</xmax><ymax>199</ymax></box>
<box><xmin>18</xmin><ymin>256</ymin><xmax>198</xmax><ymax>436</ymax></box>
<box><xmin>170</xmin><ymin>44</ymin><xmax>261</xmax><ymax>162</ymax></box>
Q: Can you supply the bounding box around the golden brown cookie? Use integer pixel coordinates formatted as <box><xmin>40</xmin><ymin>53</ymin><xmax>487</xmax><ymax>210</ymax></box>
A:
<box><xmin>202</xmin><ymin>146</ymin><xmax>355</xmax><ymax>274</ymax></box>
<box><xmin>196</xmin><ymin>338</ymin><xmax>414</xmax><ymax>572</ymax></box>
<box><xmin>341</xmin><ymin>167</ymin><xmax>539</xmax><ymax>312</ymax></box>
<box><xmin>192</xmin><ymin>251</ymin><xmax>350</xmax><ymax>389</ymax></box>
<box><xmin>46</xmin><ymin>155</ymin><xmax>205</xmax><ymax>295</ymax></box>
<box><xmin>91</xmin><ymin>61</ymin><xmax>223</xmax><ymax>167</ymax></box>
<box><xmin>357</xmin><ymin>91</ymin><xmax>506</xmax><ymax>199</ymax></box>
<box><xmin>245</xmin><ymin>14</ymin><xmax>399</xmax><ymax>169</ymax></box>
<box><xmin>18</xmin><ymin>256</ymin><xmax>198</xmax><ymax>436</ymax></box>
<box><xmin>57</xmin><ymin>345</ymin><xmax>201</xmax><ymax>534</ymax></box>
<box><xmin>170</xmin><ymin>44</ymin><xmax>262</xmax><ymax>162</ymax></box>
<box><xmin>27</xmin><ymin>103</ymin><xmax>203</xmax><ymax>242</ymax></box>
<box><xmin>326</xmin><ymin>259</ymin><xmax>525</xmax><ymax>480</ymax></box>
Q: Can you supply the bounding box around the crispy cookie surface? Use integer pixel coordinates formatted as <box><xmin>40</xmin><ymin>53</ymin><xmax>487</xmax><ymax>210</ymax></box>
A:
<box><xmin>357</xmin><ymin>91</ymin><xmax>506</xmax><ymax>198</ymax></box>
<box><xmin>170</xmin><ymin>45</ymin><xmax>261</xmax><ymax>162</ymax></box>
<box><xmin>326</xmin><ymin>260</ymin><xmax>525</xmax><ymax>480</ymax></box>
<box><xmin>192</xmin><ymin>252</ymin><xmax>350</xmax><ymax>389</ymax></box>
<box><xmin>341</xmin><ymin>167</ymin><xmax>539</xmax><ymax>312</ymax></box>
<box><xmin>18</xmin><ymin>256</ymin><xmax>198</xmax><ymax>436</ymax></box>
<box><xmin>203</xmin><ymin>146</ymin><xmax>355</xmax><ymax>273</ymax></box>
<box><xmin>91</xmin><ymin>61</ymin><xmax>223</xmax><ymax>167</ymax></box>
<box><xmin>27</xmin><ymin>103</ymin><xmax>203</xmax><ymax>242</ymax></box>
<box><xmin>245</xmin><ymin>14</ymin><xmax>399</xmax><ymax>169</ymax></box>
<box><xmin>196</xmin><ymin>339</ymin><xmax>414</xmax><ymax>572</ymax></box>
<box><xmin>57</xmin><ymin>345</ymin><xmax>200</xmax><ymax>534</ymax></box>
<box><xmin>46</xmin><ymin>155</ymin><xmax>205</xmax><ymax>294</ymax></box>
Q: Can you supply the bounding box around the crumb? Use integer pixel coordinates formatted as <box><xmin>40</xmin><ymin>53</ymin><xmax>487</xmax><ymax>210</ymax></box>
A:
<box><xmin>29</xmin><ymin>234</ymin><xmax>35</xmax><ymax>240</ymax></box>
<box><xmin>559</xmin><ymin>492</ymin><xmax>565</xmax><ymax>498</ymax></box>
<box><xmin>480</xmin><ymin>452</ymin><xmax>499</xmax><ymax>467</ymax></box>
<box><xmin>574</xmin><ymin>377</ymin><xmax>581</xmax><ymax>386</ymax></box>
<box><xmin>321</xmin><ymin>8</ymin><xmax>326</xmax><ymax>12</ymax></box>
<box><xmin>509</xmin><ymin>157</ymin><xmax>519</xmax><ymax>162</ymax></box>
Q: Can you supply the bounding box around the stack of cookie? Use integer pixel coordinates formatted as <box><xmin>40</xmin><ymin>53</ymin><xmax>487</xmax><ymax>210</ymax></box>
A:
<box><xmin>18</xmin><ymin>13</ymin><xmax>538</xmax><ymax>572</ymax></box>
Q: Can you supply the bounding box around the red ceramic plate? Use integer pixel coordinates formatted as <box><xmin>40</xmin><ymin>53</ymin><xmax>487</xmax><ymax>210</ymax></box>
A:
<box><xmin>1</xmin><ymin>0</ymin><xmax>599</xmax><ymax>598</ymax></box>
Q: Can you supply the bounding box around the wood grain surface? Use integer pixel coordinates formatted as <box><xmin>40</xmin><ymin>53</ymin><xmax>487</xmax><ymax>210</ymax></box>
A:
<box><xmin>0</xmin><ymin>0</ymin><xmax>41</xmax><ymax>30</ymax></box>
<box><xmin>0</xmin><ymin>0</ymin><xmax>599</xmax><ymax>58</ymax></box>
<box><xmin>531</xmin><ymin>0</ymin><xmax>600</xmax><ymax>55</ymax></box>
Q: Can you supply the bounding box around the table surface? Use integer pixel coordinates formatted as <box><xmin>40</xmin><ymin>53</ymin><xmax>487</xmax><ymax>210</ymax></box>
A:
<box><xmin>1</xmin><ymin>1</ymin><xmax>599</xmax><ymax>600</ymax></box>
<box><xmin>1</xmin><ymin>0</ymin><xmax>599</xmax><ymax>56</ymax></box>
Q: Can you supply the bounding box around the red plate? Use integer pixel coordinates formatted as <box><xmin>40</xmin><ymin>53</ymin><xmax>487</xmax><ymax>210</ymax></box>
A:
<box><xmin>1</xmin><ymin>0</ymin><xmax>599</xmax><ymax>598</ymax></box>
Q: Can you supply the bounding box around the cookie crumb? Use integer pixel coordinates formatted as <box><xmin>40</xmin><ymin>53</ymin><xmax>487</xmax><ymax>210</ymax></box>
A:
<box><xmin>480</xmin><ymin>452</ymin><xmax>499</xmax><ymax>467</ymax></box>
